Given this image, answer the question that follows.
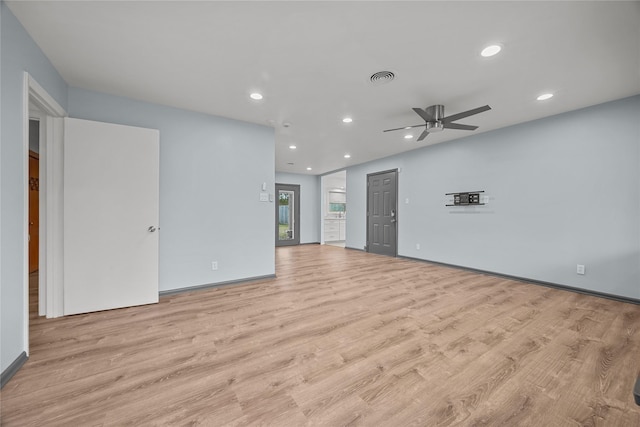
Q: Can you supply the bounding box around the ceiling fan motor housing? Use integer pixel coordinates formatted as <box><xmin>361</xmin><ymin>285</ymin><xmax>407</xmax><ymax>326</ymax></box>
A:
<box><xmin>426</xmin><ymin>104</ymin><xmax>445</xmax><ymax>120</ymax></box>
<box><xmin>424</xmin><ymin>105</ymin><xmax>445</xmax><ymax>132</ymax></box>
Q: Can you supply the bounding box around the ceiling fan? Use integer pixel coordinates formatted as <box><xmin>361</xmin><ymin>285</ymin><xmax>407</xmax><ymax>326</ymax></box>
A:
<box><xmin>383</xmin><ymin>104</ymin><xmax>491</xmax><ymax>141</ymax></box>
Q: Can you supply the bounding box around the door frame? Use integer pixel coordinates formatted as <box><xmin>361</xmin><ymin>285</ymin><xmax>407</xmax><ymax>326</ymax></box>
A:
<box><xmin>275</xmin><ymin>183</ymin><xmax>301</xmax><ymax>246</ymax></box>
<box><xmin>23</xmin><ymin>72</ymin><xmax>67</xmax><ymax>355</ymax></box>
<box><xmin>365</xmin><ymin>168</ymin><xmax>398</xmax><ymax>256</ymax></box>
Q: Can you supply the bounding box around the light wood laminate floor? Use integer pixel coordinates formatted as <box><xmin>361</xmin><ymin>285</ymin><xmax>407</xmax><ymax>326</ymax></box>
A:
<box><xmin>2</xmin><ymin>245</ymin><xmax>639</xmax><ymax>426</ymax></box>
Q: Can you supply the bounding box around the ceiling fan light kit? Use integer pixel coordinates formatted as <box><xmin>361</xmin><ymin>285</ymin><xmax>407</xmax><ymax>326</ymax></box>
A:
<box><xmin>384</xmin><ymin>104</ymin><xmax>491</xmax><ymax>141</ymax></box>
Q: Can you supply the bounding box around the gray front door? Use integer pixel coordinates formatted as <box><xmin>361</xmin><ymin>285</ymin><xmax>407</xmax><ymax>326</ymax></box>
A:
<box><xmin>367</xmin><ymin>170</ymin><xmax>397</xmax><ymax>256</ymax></box>
<box><xmin>275</xmin><ymin>183</ymin><xmax>300</xmax><ymax>246</ymax></box>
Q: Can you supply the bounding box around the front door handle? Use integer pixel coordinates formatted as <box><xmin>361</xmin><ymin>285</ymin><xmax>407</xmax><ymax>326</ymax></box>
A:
<box><xmin>390</xmin><ymin>210</ymin><xmax>396</xmax><ymax>223</ymax></box>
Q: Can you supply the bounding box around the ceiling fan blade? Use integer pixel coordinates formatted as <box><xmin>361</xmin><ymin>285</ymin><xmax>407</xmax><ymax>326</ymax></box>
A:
<box><xmin>383</xmin><ymin>124</ymin><xmax>427</xmax><ymax>133</ymax></box>
<box><xmin>443</xmin><ymin>122</ymin><xmax>478</xmax><ymax>131</ymax></box>
<box><xmin>412</xmin><ymin>108</ymin><xmax>435</xmax><ymax>122</ymax></box>
<box><xmin>417</xmin><ymin>129</ymin><xmax>430</xmax><ymax>141</ymax></box>
<box><xmin>442</xmin><ymin>105</ymin><xmax>491</xmax><ymax>123</ymax></box>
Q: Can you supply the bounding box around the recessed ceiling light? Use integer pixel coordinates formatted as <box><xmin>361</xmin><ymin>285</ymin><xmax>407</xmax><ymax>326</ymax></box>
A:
<box><xmin>342</xmin><ymin>117</ymin><xmax>353</xmax><ymax>123</ymax></box>
<box><xmin>537</xmin><ymin>93</ymin><xmax>554</xmax><ymax>101</ymax></box>
<box><xmin>481</xmin><ymin>45</ymin><xmax>502</xmax><ymax>57</ymax></box>
<box><xmin>289</xmin><ymin>145</ymin><xmax>297</xmax><ymax>150</ymax></box>
<box><xmin>404</xmin><ymin>134</ymin><xmax>413</xmax><ymax>139</ymax></box>
<box><xmin>249</xmin><ymin>92</ymin><xmax>263</xmax><ymax>100</ymax></box>
<box><xmin>306</xmin><ymin>167</ymin><xmax>312</xmax><ymax>171</ymax></box>
<box><xmin>344</xmin><ymin>154</ymin><xmax>351</xmax><ymax>159</ymax></box>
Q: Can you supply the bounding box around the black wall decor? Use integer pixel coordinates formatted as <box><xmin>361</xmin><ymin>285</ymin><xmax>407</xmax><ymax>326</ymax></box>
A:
<box><xmin>446</xmin><ymin>191</ymin><xmax>485</xmax><ymax>207</ymax></box>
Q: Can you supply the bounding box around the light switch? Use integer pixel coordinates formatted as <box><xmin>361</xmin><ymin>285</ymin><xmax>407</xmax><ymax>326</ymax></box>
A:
<box><xmin>259</xmin><ymin>192</ymin><xmax>269</xmax><ymax>202</ymax></box>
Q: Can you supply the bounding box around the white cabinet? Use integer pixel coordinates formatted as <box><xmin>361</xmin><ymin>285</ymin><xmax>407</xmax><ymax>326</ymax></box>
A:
<box><xmin>324</xmin><ymin>219</ymin><xmax>346</xmax><ymax>242</ymax></box>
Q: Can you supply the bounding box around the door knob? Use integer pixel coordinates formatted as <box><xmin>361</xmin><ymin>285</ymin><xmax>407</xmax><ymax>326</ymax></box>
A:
<box><xmin>148</xmin><ymin>226</ymin><xmax>157</xmax><ymax>232</ymax></box>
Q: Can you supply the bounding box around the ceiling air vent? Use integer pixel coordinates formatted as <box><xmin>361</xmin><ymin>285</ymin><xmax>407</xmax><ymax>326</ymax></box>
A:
<box><xmin>370</xmin><ymin>71</ymin><xmax>395</xmax><ymax>85</ymax></box>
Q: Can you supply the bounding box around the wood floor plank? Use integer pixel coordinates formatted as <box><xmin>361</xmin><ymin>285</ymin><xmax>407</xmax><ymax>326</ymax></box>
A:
<box><xmin>2</xmin><ymin>245</ymin><xmax>639</xmax><ymax>426</ymax></box>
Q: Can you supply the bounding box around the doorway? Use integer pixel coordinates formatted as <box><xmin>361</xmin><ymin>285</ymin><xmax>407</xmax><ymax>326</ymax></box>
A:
<box><xmin>24</xmin><ymin>73</ymin><xmax>66</xmax><ymax>332</ymax></box>
<box><xmin>28</xmin><ymin>149</ymin><xmax>40</xmax><ymax>318</ymax></box>
<box><xmin>28</xmin><ymin>120</ymin><xmax>41</xmax><ymax>324</ymax></box>
<box><xmin>275</xmin><ymin>183</ymin><xmax>300</xmax><ymax>246</ymax></box>
<box><xmin>27</xmin><ymin>107</ymin><xmax>47</xmax><ymax>322</ymax></box>
<box><xmin>366</xmin><ymin>169</ymin><xmax>398</xmax><ymax>257</ymax></box>
<box><xmin>321</xmin><ymin>170</ymin><xmax>347</xmax><ymax>247</ymax></box>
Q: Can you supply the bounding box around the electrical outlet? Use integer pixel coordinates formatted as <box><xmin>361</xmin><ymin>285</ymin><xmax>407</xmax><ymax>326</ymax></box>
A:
<box><xmin>416</xmin><ymin>243</ymin><xmax>420</xmax><ymax>250</ymax></box>
<box><xmin>211</xmin><ymin>261</ymin><xmax>218</xmax><ymax>271</ymax></box>
<box><xmin>576</xmin><ymin>264</ymin><xmax>585</xmax><ymax>275</ymax></box>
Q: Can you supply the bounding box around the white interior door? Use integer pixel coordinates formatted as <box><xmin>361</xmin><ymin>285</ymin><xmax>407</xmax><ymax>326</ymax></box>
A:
<box><xmin>63</xmin><ymin>118</ymin><xmax>159</xmax><ymax>315</ymax></box>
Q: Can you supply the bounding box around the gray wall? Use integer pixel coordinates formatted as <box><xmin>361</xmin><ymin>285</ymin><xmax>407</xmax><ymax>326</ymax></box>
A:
<box><xmin>347</xmin><ymin>96</ymin><xmax>640</xmax><ymax>300</ymax></box>
<box><xmin>68</xmin><ymin>88</ymin><xmax>275</xmax><ymax>291</ymax></box>
<box><xmin>275</xmin><ymin>172</ymin><xmax>321</xmax><ymax>244</ymax></box>
<box><xmin>1</xmin><ymin>2</ymin><xmax>68</xmax><ymax>374</ymax></box>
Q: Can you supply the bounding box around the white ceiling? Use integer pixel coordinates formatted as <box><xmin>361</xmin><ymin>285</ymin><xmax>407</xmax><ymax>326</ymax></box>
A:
<box><xmin>8</xmin><ymin>1</ymin><xmax>640</xmax><ymax>175</ymax></box>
